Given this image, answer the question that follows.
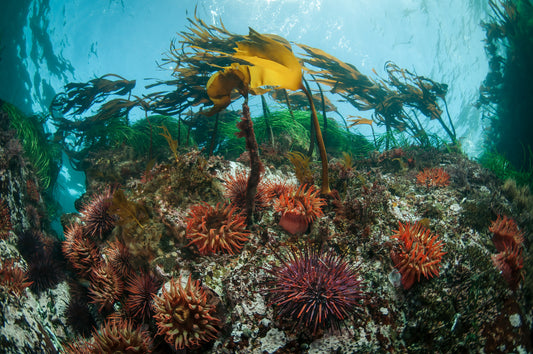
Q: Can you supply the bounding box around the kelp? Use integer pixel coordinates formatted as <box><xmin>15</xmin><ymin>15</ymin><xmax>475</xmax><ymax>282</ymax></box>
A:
<box><xmin>50</xmin><ymin>74</ymin><xmax>145</xmax><ymax>169</ymax></box>
<box><xmin>299</xmin><ymin>45</ymin><xmax>456</xmax><ymax>148</ymax></box>
<box><xmin>1</xmin><ymin>101</ymin><xmax>61</xmax><ymax>191</ymax></box>
<box><xmin>287</xmin><ymin>151</ymin><xmax>313</xmax><ymax>185</ymax></box>
<box><xmin>478</xmin><ymin>0</ymin><xmax>533</xmax><ymax>172</ymax></box>
<box><xmin>109</xmin><ymin>189</ymin><xmax>148</xmax><ymax>229</ymax></box>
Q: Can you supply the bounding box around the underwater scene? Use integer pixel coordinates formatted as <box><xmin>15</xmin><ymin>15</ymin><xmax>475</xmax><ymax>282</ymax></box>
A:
<box><xmin>1</xmin><ymin>0</ymin><xmax>532</xmax><ymax>352</ymax></box>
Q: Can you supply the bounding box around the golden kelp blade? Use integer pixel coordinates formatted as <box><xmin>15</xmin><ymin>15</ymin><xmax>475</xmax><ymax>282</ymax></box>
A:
<box><xmin>347</xmin><ymin>116</ymin><xmax>373</xmax><ymax>127</ymax></box>
<box><xmin>206</xmin><ymin>63</ymin><xmax>251</xmax><ymax>115</ymax></box>
<box><xmin>232</xmin><ymin>29</ymin><xmax>303</xmax><ymax>92</ymax></box>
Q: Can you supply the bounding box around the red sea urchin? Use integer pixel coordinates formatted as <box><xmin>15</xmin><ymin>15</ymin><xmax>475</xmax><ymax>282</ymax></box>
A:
<box><xmin>264</xmin><ymin>247</ymin><xmax>364</xmax><ymax>335</ymax></box>
<box><xmin>125</xmin><ymin>271</ymin><xmax>162</xmax><ymax>323</ymax></box>
<box><xmin>273</xmin><ymin>184</ymin><xmax>325</xmax><ymax>235</ymax></box>
<box><xmin>153</xmin><ymin>275</ymin><xmax>220</xmax><ymax>350</ymax></box>
<box><xmin>185</xmin><ymin>202</ymin><xmax>250</xmax><ymax>255</ymax></box>
<box><xmin>80</xmin><ymin>188</ymin><xmax>117</xmax><ymax>240</ymax></box>
<box><xmin>390</xmin><ymin>222</ymin><xmax>446</xmax><ymax>290</ymax></box>
<box><xmin>223</xmin><ymin>170</ymin><xmax>270</xmax><ymax>212</ymax></box>
<box><xmin>88</xmin><ymin>262</ymin><xmax>123</xmax><ymax>312</ymax></box>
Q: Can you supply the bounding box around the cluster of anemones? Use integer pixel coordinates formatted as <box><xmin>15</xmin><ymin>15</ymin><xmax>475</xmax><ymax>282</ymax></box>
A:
<box><xmin>273</xmin><ymin>184</ymin><xmax>326</xmax><ymax>235</ymax></box>
<box><xmin>489</xmin><ymin>215</ymin><xmax>524</xmax><ymax>290</ymax></box>
<box><xmin>390</xmin><ymin>221</ymin><xmax>446</xmax><ymax>290</ymax></box>
<box><xmin>185</xmin><ymin>202</ymin><xmax>251</xmax><ymax>255</ymax></box>
<box><xmin>264</xmin><ymin>247</ymin><xmax>364</xmax><ymax>335</ymax></box>
<box><xmin>0</xmin><ymin>198</ymin><xmax>12</xmax><ymax>240</ymax></box>
<box><xmin>416</xmin><ymin>167</ymin><xmax>450</xmax><ymax>187</ymax></box>
<box><xmin>153</xmin><ymin>275</ymin><xmax>220</xmax><ymax>350</ymax></box>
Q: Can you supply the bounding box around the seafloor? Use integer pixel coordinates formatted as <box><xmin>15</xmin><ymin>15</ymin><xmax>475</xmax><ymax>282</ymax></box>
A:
<box><xmin>1</xmin><ymin>135</ymin><xmax>532</xmax><ymax>353</ymax></box>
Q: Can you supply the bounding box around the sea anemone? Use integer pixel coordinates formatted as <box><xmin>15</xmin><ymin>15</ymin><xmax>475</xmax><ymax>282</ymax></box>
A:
<box><xmin>223</xmin><ymin>170</ymin><xmax>270</xmax><ymax>212</ymax></box>
<box><xmin>185</xmin><ymin>202</ymin><xmax>250</xmax><ymax>255</ymax></box>
<box><xmin>92</xmin><ymin>319</ymin><xmax>153</xmax><ymax>353</ymax></box>
<box><xmin>263</xmin><ymin>247</ymin><xmax>364</xmax><ymax>335</ymax></box>
<box><xmin>273</xmin><ymin>184</ymin><xmax>325</xmax><ymax>235</ymax></box>
<box><xmin>62</xmin><ymin>339</ymin><xmax>96</xmax><ymax>354</ymax></box>
<box><xmin>0</xmin><ymin>259</ymin><xmax>33</xmax><ymax>296</ymax></box>
<box><xmin>80</xmin><ymin>188</ymin><xmax>117</xmax><ymax>240</ymax></box>
<box><xmin>63</xmin><ymin>223</ymin><xmax>101</xmax><ymax>278</ymax></box>
<box><xmin>416</xmin><ymin>167</ymin><xmax>450</xmax><ymax>187</ymax></box>
<box><xmin>153</xmin><ymin>275</ymin><xmax>220</xmax><ymax>350</ymax></box>
<box><xmin>0</xmin><ymin>199</ymin><xmax>12</xmax><ymax>240</ymax></box>
<box><xmin>491</xmin><ymin>244</ymin><xmax>524</xmax><ymax>290</ymax></box>
<box><xmin>489</xmin><ymin>214</ymin><xmax>524</xmax><ymax>251</ymax></box>
<box><xmin>390</xmin><ymin>221</ymin><xmax>446</xmax><ymax>290</ymax></box>
<box><xmin>125</xmin><ymin>271</ymin><xmax>162</xmax><ymax>323</ymax></box>
<box><xmin>88</xmin><ymin>262</ymin><xmax>123</xmax><ymax>312</ymax></box>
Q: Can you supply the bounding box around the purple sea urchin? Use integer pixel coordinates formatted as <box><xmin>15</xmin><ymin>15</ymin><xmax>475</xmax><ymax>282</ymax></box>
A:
<box><xmin>264</xmin><ymin>247</ymin><xmax>364</xmax><ymax>335</ymax></box>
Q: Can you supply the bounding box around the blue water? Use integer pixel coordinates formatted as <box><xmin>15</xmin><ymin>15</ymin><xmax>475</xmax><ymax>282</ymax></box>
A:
<box><xmin>1</xmin><ymin>0</ymin><xmax>491</xmax><ymax>215</ymax></box>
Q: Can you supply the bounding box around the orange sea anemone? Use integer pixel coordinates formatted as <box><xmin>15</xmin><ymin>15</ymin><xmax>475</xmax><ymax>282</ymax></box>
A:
<box><xmin>390</xmin><ymin>221</ymin><xmax>446</xmax><ymax>290</ymax></box>
<box><xmin>92</xmin><ymin>319</ymin><xmax>153</xmax><ymax>353</ymax></box>
<box><xmin>273</xmin><ymin>184</ymin><xmax>325</xmax><ymax>235</ymax></box>
<box><xmin>153</xmin><ymin>275</ymin><xmax>220</xmax><ymax>350</ymax></box>
<box><xmin>416</xmin><ymin>167</ymin><xmax>450</xmax><ymax>187</ymax></box>
<box><xmin>185</xmin><ymin>202</ymin><xmax>250</xmax><ymax>255</ymax></box>
<box><xmin>489</xmin><ymin>215</ymin><xmax>524</xmax><ymax>252</ymax></box>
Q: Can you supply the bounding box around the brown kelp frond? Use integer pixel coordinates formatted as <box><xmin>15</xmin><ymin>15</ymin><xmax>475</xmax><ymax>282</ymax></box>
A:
<box><xmin>298</xmin><ymin>45</ymin><xmax>456</xmax><ymax>146</ymax></box>
<box><xmin>109</xmin><ymin>189</ymin><xmax>148</xmax><ymax>229</ymax></box>
<box><xmin>287</xmin><ymin>151</ymin><xmax>313</xmax><ymax>185</ymax></box>
<box><xmin>51</xmin><ymin>73</ymin><xmax>136</xmax><ymax>116</ymax></box>
<box><xmin>158</xmin><ymin>125</ymin><xmax>179</xmax><ymax>162</ymax></box>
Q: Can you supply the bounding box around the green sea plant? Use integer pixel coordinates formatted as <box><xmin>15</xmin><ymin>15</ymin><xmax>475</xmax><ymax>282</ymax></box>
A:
<box><xmin>1</xmin><ymin>101</ymin><xmax>61</xmax><ymax>191</ymax></box>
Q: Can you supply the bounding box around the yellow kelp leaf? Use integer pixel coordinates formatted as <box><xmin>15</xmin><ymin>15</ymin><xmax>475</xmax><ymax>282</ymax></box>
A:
<box><xmin>347</xmin><ymin>116</ymin><xmax>373</xmax><ymax>127</ymax></box>
<box><xmin>206</xmin><ymin>63</ymin><xmax>251</xmax><ymax>115</ymax></box>
<box><xmin>232</xmin><ymin>28</ymin><xmax>303</xmax><ymax>92</ymax></box>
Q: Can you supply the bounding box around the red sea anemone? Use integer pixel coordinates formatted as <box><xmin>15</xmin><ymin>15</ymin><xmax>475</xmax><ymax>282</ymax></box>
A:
<box><xmin>416</xmin><ymin>167</ymin><xmax>450</xmax><ymax>187</ymax></box>
<box><xmin>0</xmin><ymin>259</ymin><xmax>33</xmax><ymax>296</ymax></box>
<box><xmin>489</xmin><ymin>214</ymin><xmax>524</xmax><ymax>251</ymax></box>
<box><xmin>273</xmin><ymin>184</ymin><xmax>325</xmax><ymax>235</ymax></box>
<box><xmin>185</xmin><ymin>202</ymin><xmax>250</xmax><ymax>255</ymax></box>
<box><xmin>390</xmin><ymin>222</ymin><xmax>446</xmax><ymax>290</ymax></box>
<box><xmin>264</xmin><ymin>247</ymin><xmax>364</xmax><ymax>335</ymax></box>
<box><xmin>491</xmin><ymin>243</ymin><xmax>524</xmax><ymax>290</ymax></box>
<box><xmin>80</xmin><ymin>188</ymin><xmax>117</xmax><ymax>240</ymax></box>
<box><xmin>153</xmin><ymin>275</ymin><xmax>220</xmax><ymax>350</ymax></box>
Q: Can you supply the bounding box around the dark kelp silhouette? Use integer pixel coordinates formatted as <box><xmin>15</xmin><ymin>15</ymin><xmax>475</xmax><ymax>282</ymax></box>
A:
<box><xmin>299</xmin><ymin>45</ymin><xmax>456</xmax><ymax>148</ymax></box>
